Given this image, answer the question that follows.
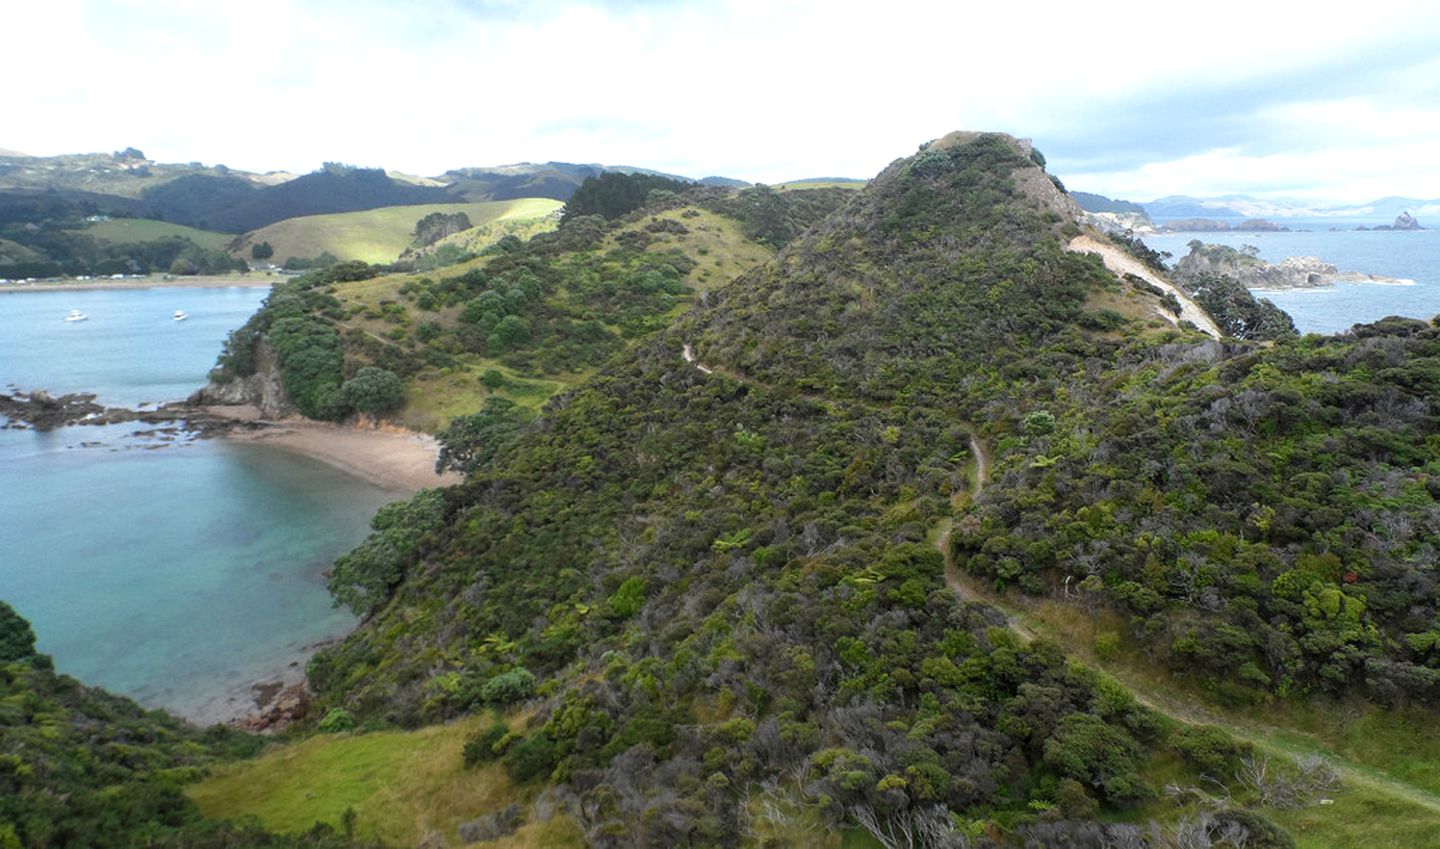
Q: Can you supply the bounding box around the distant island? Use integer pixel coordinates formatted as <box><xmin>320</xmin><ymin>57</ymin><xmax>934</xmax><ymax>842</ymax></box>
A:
<box><xmin>1357</xmin><ymin>211</ymin><xmax>1425</xmax><ymax>230</ymax></box>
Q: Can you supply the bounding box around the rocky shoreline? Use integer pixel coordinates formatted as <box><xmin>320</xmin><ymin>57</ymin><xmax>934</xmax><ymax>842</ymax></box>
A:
<box><xmin>0</xmin><ymin>388</ymin><xmax>270</xmax><ymax>435</ymax></box>
<box><xmin>1172</xmin><ymin>241</ymin><xmax>1413</xmax><ymax>291</ymax></box>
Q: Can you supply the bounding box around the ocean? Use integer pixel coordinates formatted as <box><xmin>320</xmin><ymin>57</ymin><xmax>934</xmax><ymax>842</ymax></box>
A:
<box><xmin>0</xmin><ymin>285</ymin><xmax>400</xmax><ymax>723</ymax></box>
<box><xmin>1142</xmin><ymin>223</ymin><xmax>1440</xmax><ymax>335</ymax></box>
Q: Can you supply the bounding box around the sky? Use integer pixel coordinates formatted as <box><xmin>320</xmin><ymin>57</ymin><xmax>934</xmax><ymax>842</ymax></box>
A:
<box><xmin>9</xmin><ymin>0</ymin><xmax>1440</xmax><ymax>203</ymax></box>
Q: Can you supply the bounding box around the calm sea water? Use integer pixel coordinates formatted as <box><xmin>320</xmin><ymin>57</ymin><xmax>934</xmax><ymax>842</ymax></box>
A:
<box><xmin>0</xmin><ymin>286</ymin><xmax>399</xmax><ymax>722</ymax></box>
<box><xmin>1143</xmin><ymin>224</ymin><xmax>1440</xmax><ymax>335</ymax></box>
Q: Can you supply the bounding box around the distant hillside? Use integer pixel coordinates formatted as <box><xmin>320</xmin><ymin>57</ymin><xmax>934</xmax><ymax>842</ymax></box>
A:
<box><xmin>1071</xmin><ymin>190</ymin><xmax>1146</xmax><ymax>215</ymax></box>
<box><xmin>148</xmin><ymin>165</ymin><xmax>463</xmax><ymax>233</ymax></box>
<box><xmin>0</xmin><ymin>148</ymin><xmax>265</xmax><ymax>199</ymax></box>
<box><xmin>230</xmin><ymin>198</ymin><xmax>562</xmax><ymax>266</ymax></box>
<box><xmin>81</xmin><ymin>217</ymin><xmax>232</xmax><ymax>252</ymax></box>
<box><xmin>437</xmin><ymin>162</ymin><xmax>749</xmax><ymax>202</ymax></box>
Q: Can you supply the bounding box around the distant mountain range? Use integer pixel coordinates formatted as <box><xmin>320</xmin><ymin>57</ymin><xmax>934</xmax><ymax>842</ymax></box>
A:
<box><xmin>0</xmin><ymin>149</ymin><xmax>753</xmax><ymax>234</ymax></box>
<box><xmin>1076</xmin><ymin>191</ymin><xmax>1440</xmax><ymax>222</ymax></box>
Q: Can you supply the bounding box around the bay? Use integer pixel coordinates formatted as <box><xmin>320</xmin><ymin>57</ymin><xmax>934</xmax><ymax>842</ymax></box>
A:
<box><xmin>0</xmin><ymin>285</ymin><xmax>399</xmax><ymax>723</ymax></box>
<box><xmin>1142</xmin><ymin>226</ymin><xmax>1440</xmax><ymax>335</ymax></box>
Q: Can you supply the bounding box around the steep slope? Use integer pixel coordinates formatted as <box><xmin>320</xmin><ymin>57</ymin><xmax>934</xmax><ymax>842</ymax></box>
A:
<box><xmin>299</xmin><ymin>134</ymin><xmax>1286</xmax><ymax>846</ymax></box>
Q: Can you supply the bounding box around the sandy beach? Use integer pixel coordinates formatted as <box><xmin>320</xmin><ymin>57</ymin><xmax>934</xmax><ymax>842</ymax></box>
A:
<box><xmin>204</xmin><ymin>404</ymin><xmax>463</xmax><ymax>492</ymax></box>
<box><xmin>0</xmin><ymin>273</ymin><xmax>280</xmax><ymax>293</ymax></box>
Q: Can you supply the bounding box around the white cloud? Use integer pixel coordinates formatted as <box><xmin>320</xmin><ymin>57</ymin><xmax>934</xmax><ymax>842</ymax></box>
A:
<box><xmin>7</xmin><ymin>0</ymin><xmax>1440</xmax><ymax>201</ymax></box>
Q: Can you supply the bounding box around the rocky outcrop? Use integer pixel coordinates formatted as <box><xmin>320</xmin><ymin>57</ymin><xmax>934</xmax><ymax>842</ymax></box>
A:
<box><xmin>1392</xmin><ymin>211</ymin><xmax>1422</xmax><ymax>230</ymax></box>
<box><xmin>230</xmin><ymin>682</ymin><xmax>311</xmax><ymax>734</ymax></box>
<box><xmin>187</xmin><ymin>340</ymin><xmax>296</xmax><ymax>417</ymax></box>
<box><xmin>1173</xmin><ymin>241</ymin><xmax>1410</xmax><ymax>290</ymax></box>
<box><xmin>0</xmin><ymin>389</ymin><xmax>264</xmax><ymax>433</ymax></box>
<box><xmin>1081</xmin><ymin>210</ymin><xmax>1156</xmax><ymax>236</ymax></box>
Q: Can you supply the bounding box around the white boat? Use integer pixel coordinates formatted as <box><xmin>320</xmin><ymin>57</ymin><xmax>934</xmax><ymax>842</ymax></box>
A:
<box><xmin>172</xmin><ymin>310</ymin><xmax>188</xmax><ymax>321</ymax></box>
<box><xmin>64</xmin><ymin>310</ymin><xmax>88</xmax><ymax>322</ymax></box>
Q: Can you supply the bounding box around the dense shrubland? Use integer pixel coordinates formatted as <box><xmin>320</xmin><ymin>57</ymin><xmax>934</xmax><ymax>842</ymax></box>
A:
<box><xmin>305</xmin><ymin>134</ymin><xmax>1321</xmax><ymax>845</ymax></box>
<box><xmin>959</xmin><ymin>316</ymin><xmax>1440</xmax><ymax>705</ymax></box>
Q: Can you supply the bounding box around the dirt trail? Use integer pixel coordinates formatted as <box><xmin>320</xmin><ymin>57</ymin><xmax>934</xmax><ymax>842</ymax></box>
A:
<box><xmin>681</xmin><ymin>343</ymin><xmax>713</xmax><ymax>375</ymax></box>
<box><xmin>683</xmin><ymin>338</ymin><xmax>1440</xmax><ymax>816</ymax></box>
<box><xmin>933</xmin><ymin>429</ymin><xmax>1440</xmax><ymax>817</ymax></box>
<box><xmin>933</xmin><ymin>432</ymin><xmax>1038</xmax><ymax>642</ymax></box>
<box><xmin>1067</xmin><ymin>234</ymin><xmax>1221</xmax><ymax>338</ymax></box>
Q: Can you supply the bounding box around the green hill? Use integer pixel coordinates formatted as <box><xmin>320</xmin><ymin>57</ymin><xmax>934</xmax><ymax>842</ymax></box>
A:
<box><xmin>202</xmin><ymin>180</ymin><xmax>852</xmax><ymax>432</ymax></box>
<box><xmin>81</xmin><ymin>216</ymin><xmax>232</xmax><ymax>251</ymax></box>
<box><xmin>231</xmin><ymin>199</ymin><xmax>563</xmax><ymax>266</ymax></box>
<box><xmin>225</xmin><ymin>133</ymin><xmax>1302</xmax><ymax>846</ymax></box>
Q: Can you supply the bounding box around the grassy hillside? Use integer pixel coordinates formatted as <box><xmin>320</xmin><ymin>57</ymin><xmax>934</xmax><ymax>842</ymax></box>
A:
<box><xmin>208</xmin><ymin>183</ymin><xmax>848</xmax><ymax>432</ymax></box>
<box><xmin>190</xmin><ymin>714</ymin><xmax>585</xmax><ymax>847</ymax></box>
<box><xmin>81</xmin><ymin>216</ymin><xmax>232</xmax><ymax>251</ymax></box>
<box><xmin>231</xmin><ymin>199</ymin><xmax>562</xmax><ymax>266</ymax></box>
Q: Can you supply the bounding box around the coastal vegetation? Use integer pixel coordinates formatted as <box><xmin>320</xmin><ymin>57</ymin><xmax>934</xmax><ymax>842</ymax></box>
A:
<box><xmin>205</xmin><ymin>175</ymin><xmax>851</xmax><ymax>430</ymax></box>
<box><xmin>295</xmin><ymin>133</ymin><xmax>1334</xmax><ymax>845</ymax></box>
<box><xmin>0</xmin><ymin>602</ymin><xmax>383</xmax><ymax>848</ymax></box>
<box><xmin>9</xmin><ymin>131</ymin><xmax>1440</xmax><ymax>848</ymax></box>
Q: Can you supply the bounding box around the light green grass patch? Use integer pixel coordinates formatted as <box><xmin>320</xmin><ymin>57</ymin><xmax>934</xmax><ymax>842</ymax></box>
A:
<box><xmin>772</xmin><ymin>180</ymin><xmax>866</xmax><ymax>192</ymax></box>
<box><xmin>237</xmin><ymin>199</ymin><xmax>562</xmax><ymax>265</ymax></box>
<box><xmin>188</xmin><ymin>716</ymin><xmax>583</xmax><ymax>847</ymax></box>
<box><xmin>81</xmin><ymin>218</ymin><xmax>233</xmax><ymax>251</ymax></box>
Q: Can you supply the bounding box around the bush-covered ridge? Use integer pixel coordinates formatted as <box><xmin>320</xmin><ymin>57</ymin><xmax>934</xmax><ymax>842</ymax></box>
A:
<box><xmin>301</xmin><ymin>133</ymin><xmax>1320</xmax><ymax>845</ymax></box>
<box><xmin>960</xmin><ymin>316</ymin><xmax>1440</xmax><ymax>704</ymax></box>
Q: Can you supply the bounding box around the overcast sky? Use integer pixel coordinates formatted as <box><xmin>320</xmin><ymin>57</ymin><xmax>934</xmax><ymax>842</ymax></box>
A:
<box><xmin>10</xmin><ymin>0</ymin><xmax>1440</xmax><ymax>202</ymax></box>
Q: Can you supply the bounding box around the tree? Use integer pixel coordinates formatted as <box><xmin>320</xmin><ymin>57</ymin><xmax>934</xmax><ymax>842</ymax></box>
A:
<box><xmin>435</xmin><ymin>397</ymin><xmax>534</xmax><ymax>475</ymax></box>
<box><xmin>339</xmin><ymin>366</ymin><xmax>406</xmax><ymax>417</ymax></box>
<box><xmin>251</xmin><ymin>241</ymin><xmax>274</xmax><ymax>260</ymax></box>
<box><xmin>0</xmin><ymin>602</ymin><xmax>37</xmax><ymax>662</ymax></box>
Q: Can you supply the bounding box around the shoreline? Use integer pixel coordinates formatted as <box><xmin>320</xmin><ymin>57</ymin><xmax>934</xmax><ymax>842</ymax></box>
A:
<box><xmin>0</xmin><ymin>274</ymin><xmax>280</xmax><ymax>293</ymax></box>
<box><xmin>190</xmin><ymin>406</ymin><xmax>462</xmax><ymax>728</ymax></box>
<box><xmin>204</xmin><ymin>404</ymin><xmax>464</xmax><ymax>494</ymax></box>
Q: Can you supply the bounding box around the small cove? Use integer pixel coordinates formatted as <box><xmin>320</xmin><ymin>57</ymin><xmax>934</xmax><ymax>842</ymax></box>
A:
<box><xmin>0</xmin><ymin>285</ymin><xmax>400</xmax><ymax>723</ymax></box>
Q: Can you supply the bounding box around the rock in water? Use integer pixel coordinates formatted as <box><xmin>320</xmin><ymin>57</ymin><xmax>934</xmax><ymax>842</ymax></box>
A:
<box><xmin>1393</xmin><ymin>211</ymin><xmax>1423</xmax><ymax>230</ymax></box>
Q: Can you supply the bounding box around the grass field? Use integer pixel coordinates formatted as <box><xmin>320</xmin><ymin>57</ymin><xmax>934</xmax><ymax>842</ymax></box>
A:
<box><xmin>234</xmin><ymin>199</ymin><xmax>563</xmax><ymax>265</ymax></box>
<box><xmin>189</xmin><ymin>715</ymin><xmax>585</xmax><ymax>847</ymax></box>
<box><xmin>772</xmin><ymin>179</ymin><xmax>866</xmax><ymax>191</ymax></box>
<box><xmin>80</xmin><ymin>217</ymin><xmax>233</xmax><ymax>251</ymax></box>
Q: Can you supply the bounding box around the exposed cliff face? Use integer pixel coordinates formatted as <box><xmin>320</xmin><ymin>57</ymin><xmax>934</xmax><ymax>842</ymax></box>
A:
<box><xmin>188</xmin><ymin>341</ymin><xmax>296</xmax><ymax>416</ymax></box>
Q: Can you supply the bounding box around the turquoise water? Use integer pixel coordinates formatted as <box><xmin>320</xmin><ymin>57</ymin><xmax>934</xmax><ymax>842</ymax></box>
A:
<box><xmin>0</xmin><ymin>286</ymin><xmax>400</xmax><ymax>722</ymax></box>
<box><xmin>1143</xmin><ymin>226</ymin><xmax>1440</xmax><ymax>335</ymax></box>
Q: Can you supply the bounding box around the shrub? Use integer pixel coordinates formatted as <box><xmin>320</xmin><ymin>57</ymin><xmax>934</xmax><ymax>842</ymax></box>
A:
<box><xmin>462</xmin><ymin>722</ymin><xmax>511</xmax><ymax>767</ymax></box>
<box><xmin>317</xmin><ymin>708</ymin><xmax>356</xmax><ymax>733</ymax></box>
<box><xmin>479</xmin><ymin>668</ymin><xmax>536</xmax><ymax>705</ymax></box>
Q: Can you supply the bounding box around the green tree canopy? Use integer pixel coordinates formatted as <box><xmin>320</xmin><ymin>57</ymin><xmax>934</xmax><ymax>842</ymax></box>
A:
<box><xmin>0</xmin><ymin>601</ymin><xmax>37</xmax><ymax>663</ymax></box>
<box><xmin>435</xmin><ymin>397</ymin><xmax>534</xmax><ymax>475</ymax></box>
<box><xmin>339</xmin><ymin>366</ymin><xmax>406</xmax><ymax>416</ymax></box>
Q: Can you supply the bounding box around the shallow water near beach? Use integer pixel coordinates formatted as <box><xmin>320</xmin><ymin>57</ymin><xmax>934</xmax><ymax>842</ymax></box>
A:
<box><xmin>0</xmin><ymin>286</ymin><xmax>399</xmax><ymax>722</ymax></box>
